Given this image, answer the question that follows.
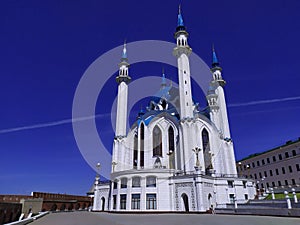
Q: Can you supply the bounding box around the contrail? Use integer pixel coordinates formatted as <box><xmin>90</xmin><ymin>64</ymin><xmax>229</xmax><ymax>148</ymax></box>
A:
<box><xmin>228</xmin><ymin>96</ymin><xmax>300</xmax><ymax>107</ymax></box>
<box><xmin>2</xmin><ymin>96</ymin><xmax>299</xmax><ymax>134</ymax></box>
<box><xmin>0</xmin><ymin>114</ymin><xmax>109</xmax><ymax>134</ymax></box>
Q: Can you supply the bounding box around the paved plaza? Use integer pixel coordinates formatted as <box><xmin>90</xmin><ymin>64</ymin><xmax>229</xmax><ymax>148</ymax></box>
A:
<box><xmin>31</xmin><ymin>211</ymin><xmax>300</xmax><ymax>225</ymax></box>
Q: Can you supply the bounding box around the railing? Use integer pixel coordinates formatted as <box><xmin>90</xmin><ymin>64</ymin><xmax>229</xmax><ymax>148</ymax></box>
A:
<box><xmin>4</xmin><ymin>212</ymin><xmax>49</xmax><ymax>225</ymax></box>
<box><xmin>174</xmin><ymin>170</ymin><xmax>247</xmax><ymax>179</ymax></box>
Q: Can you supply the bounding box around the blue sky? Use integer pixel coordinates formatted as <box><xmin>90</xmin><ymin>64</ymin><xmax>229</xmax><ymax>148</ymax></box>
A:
<box><xmin>0</xmin><ymin>0</ymin><xmax>299</xmax><ymax>195</ymax></box>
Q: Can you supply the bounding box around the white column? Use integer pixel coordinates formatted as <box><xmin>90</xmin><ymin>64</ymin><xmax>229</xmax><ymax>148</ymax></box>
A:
<box><xmin>115</xmin><ymin>82</ymin><xmax>128</xmax><ymax>137</ymax></box>
<box><xmin>284</xmin><ymin>191</ymin><xmax>292</xmax><ymax>209</ymax></box>
<box><xmin>292</xmin><ymin>188</ymin><xmax>298</xmax><ymax>203</ymax></box>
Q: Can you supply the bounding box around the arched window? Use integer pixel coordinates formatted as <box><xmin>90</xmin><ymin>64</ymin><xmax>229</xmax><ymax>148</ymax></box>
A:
<box><xmin>133</xmin><ymin>131</ymin><xmax>138</xmax><ymax>168</ymax></box>
<box><xmin>121</xmin><ymin>178</ymin><xmax>127</xmax><ymax>188</ymax></box>
<box><xmin>168</xmin><ymin>126</ymin><xmax>175</xmax><ymax>169</ymax></box>
<box><xmin>132</xmin><ymin>177</ymin><xmax>141</xmax><ymax>188</ymax></box>
<box><xmin>168</xmin><ymin>126</ymin><xmax>175</xmax><ymax>152</ymax></box>
<box><xmin>202</xmin><ymin>129</ymin><xmax>209</xmax><ymax>152</ymax></box>
<box><xmin>146</xmin><ymin>176</ymin><xmax>156</xmax><ymax>187</ymax></box>
<box><xmin>140</xmin><ymin>123</ymin><xmax>144</xmax><ymax>168</ymax></box>
<box><xmin>113</xmin><ymin>179</ymin><xmax>118</xmax><ymax>189</ymax></box>
<box><xmin>202</xmin><ymin>129</ymin><xmax>213</xmax><ymax>171</ymax></box>
<box><xmin>60</xmin><ymin>203</ymin><xmax>66</xmax><ymax>211</ymax></box>
<box><xmin>153</xmin><ymin>126</ymin><xmax>162</xmax><ymax>157</ymax></box>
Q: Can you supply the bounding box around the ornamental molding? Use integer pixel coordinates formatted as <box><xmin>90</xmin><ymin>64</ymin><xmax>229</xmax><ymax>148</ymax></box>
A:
<box><xmin>174</xmin><ymin>182</ymin><xmax>196</xmax><ymax>211</ymax></box>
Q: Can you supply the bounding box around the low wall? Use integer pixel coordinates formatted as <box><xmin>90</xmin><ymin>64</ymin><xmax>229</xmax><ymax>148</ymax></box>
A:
<box><xmin>4</xmin><ymin>212</ymin><xmax>49</xmax><ymax>225</ymax></box>
<box><xmin>20</xmin><ymin>199</ymin><xmax>43</xmax><ymax>215</ymax></box>
<box><xmin>0</xmin><ymin>203</ymin><xmax>22</xmax><ymax>225</ymax></box>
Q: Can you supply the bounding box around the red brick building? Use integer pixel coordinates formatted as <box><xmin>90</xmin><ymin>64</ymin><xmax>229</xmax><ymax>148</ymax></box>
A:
<box><xmin>0</xmin><ymin>202</ymin><xmax>22</xmax><ymax>225</ymax></box>
<box><xmin>32</xmin><ymin>192</ymin><xmax>92</xmax><ymax>211</ymax></box>
<box><xmin>0</xmin><ymin>192</ymin><xmax>92</xmax><ymax>214</ymax></box>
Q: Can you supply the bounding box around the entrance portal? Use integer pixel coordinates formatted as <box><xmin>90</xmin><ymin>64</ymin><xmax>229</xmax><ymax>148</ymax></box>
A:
<box><xmin>101</xmin><ymin>197</ymin><xmax>105</xmax><ymax>211</ymax></box>
<box><xmin>181</xmin><ymin>193</ymin><xmax>189</xmax><ymax>212</ymax></box>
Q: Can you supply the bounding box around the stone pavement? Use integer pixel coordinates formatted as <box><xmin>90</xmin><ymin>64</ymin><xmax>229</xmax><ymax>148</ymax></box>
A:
<box><xmin>31</xmin><ymin>211</ymin><xmax>300</xmax><ymax>225</ymax></box>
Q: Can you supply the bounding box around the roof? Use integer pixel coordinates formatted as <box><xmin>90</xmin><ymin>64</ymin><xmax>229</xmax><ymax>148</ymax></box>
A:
<box><xmin>87</xmin><ymin>180</ymin><xmax>110</xmax><ymax>195</ymax></box>
<box><xmin>132</xmin><ymin>76</ymin><xmax>210</xmax><ymax>129</ymax></box>
<box><xmin>239</xmin><ymin>138</ymin><xmax>300</xmax><ymax>162</ymax></box>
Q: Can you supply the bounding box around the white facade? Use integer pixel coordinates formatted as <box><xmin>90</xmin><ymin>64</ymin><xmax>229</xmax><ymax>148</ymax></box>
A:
<box><xmin>93</xmin><ymin>8</ymin><xmax>256</xmax><ymax>212</ymax></box>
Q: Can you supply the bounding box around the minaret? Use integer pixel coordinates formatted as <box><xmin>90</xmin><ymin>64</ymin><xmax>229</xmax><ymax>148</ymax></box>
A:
<box><xmin>173</xmin><ymin>6</ymin><xmax>195</xmax><ymax>173</ymax></box>
<box><xmin>173</xmin><ymin>5</ymin><xmax>193</xmax><ymax>119</ymax></box>
<box><xmin>210</xmin><ymin>46</ymin><xmax>229</xmax><ymax>137</ymax></box>
<box><xmin>112</xmin><ymin>43</ymin><xmax>131</xmax><ymax>173</ymax></box>
<box><xmin>209</xmin><ymin>46</ymin><xmax>237</xmax><ymax>175</ymax></box>
<box><xmin>115</xmin><ymin>42</ymin><xmax>131</xmax><ymax>137</ymax></box>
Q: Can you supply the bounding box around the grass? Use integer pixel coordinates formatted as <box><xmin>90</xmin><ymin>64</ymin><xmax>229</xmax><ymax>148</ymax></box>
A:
<box><xmin>265</xmin><ymin>192</ymin><xmax>300</xmax><ymax>200</ymax></box>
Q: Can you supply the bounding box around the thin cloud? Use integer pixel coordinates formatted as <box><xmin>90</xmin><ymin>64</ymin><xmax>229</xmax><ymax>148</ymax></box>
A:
<box><xmin>2</xmin><ymin>96</ymin><xmax>299</xmax><ymax>134</ymax></box>
<box><xmin>231</xmin><ymin>105</ymin><xmax>300</xmax><ymax>117</ymax></box>
<box><xmin>0</xmin><ymin>113</ymin><xmax>110</xmax><ymax>134</ymax></box>
<box><xmin>228</xmin><ymin>96</ymin><xmax>300</xmax><ymax>107</ymax></box>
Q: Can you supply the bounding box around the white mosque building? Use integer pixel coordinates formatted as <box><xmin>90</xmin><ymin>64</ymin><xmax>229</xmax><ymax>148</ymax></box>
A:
<box><xmin>92</xmin><ymin>8</ymin><xmax>256</xmax><ymax>212</ymax></box>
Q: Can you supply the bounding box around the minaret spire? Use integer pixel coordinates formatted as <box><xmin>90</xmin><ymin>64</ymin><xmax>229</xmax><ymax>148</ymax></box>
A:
<box><xmin>212</xmin><ymin>44</ymin><xmax>220</xmax><ymax>68</ymax></box>
<box><xmin>177</xmin><ymin>4</ymin><xmax>185</xmax><ymax>31</ymax></box>
<box><xmin>161</xmin><ymin>68</ymin><xmax>166</xmax><ymax>88</ymax></box>
<box><xmin>122</xmin><ymin>40</ymin><xmax>127</xmax><ymax>59</ymax></box>
<box><xmin>210</xmin><ymin>45</ymin><xmax>225</xmax><ymax>86</ymax></box>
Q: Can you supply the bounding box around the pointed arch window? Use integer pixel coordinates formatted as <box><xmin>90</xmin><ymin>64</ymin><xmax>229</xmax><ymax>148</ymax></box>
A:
<box><xmin>153</xmin><ymin>126</ymin><xmax>162</xmax><ymax>157</ymax></box>
<box><xmin>133</xmin><ymin>131</ymin><xmax>138</xmax><ymax>168</ymax></box>
<box><xmin>168</xmin><ymin>126</ymin><xmax>175</xmax><ymax>169</ymax></box>
<box><xmin>202</xmin><ymin>128</ymin><xmax>213</xmax><ymax>171</ymax></box>
<box><xmin>202</xmin><ymin>129</ymin><xmax>209</xmax><ymax>151</ymax></box>
<box><xmin>168</xmin><ymin>126</ymin><xmax>175</xmax><ymax>152</ymax></box>
<box><xmin>140</xmin><ymin>123</ymin><xmax>145</xmax><ymax>168</ymax></box>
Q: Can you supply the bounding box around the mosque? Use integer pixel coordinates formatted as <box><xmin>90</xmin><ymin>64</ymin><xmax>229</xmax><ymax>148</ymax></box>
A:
<box><xmin>92</xmin><ymin>7</ymin><xmax>256</xmax><ymax>212</ymax></box>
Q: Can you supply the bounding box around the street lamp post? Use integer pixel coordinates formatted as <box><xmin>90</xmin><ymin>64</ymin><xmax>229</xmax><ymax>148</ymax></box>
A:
<box><xmin>238</xmin><ymin>162</ymin><xmax>242</xmax><ymax>177</ymax></box>
<box><xmin>92</xmin><ymin>162</ymin><xmax>101</xmax><ymax>211</ymax></box>
<box><xmin>246</xmin><ymin>164</ymin><xmax>250</xmax><ymax>178</ymax></box>
<box><xmin>96</xmin><ymin>162</ymin><xmax>101</xmax><ymax>175</ymax></box>
<box><xmin>233</xmin><ymin>195</ymin><xmax>238</xmax><ymax>209</ymax></box>
<box><xmin>95</xmin><ymin>162</ymin><xmax>101</xmax><ymax>185</ymax></box>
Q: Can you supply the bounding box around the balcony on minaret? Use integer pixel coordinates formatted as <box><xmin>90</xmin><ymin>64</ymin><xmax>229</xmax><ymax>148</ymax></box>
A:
<box><xmin>206</xmin><ymin>89</ymin><xmax>219</xmax><ymax>112</ymax></box>
<box><xmin>116</xmin><ymin>69</ymin><xmax>131</xmax><ymax>84</ymax></box>
<box><xmin>173</xmin><ymin>5</ymin><xmax>192</xmax><ymax>57</ymax></box>
<box><xmin>116</xmin><ymin>43</ymin><xmax>131</xmax><ymax>84</ymax></box>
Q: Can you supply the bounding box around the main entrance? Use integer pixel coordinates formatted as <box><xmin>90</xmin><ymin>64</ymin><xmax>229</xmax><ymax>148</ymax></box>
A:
<box><xmin>181</xmin><ymin>193</ymin><xmax>189</xmax><ymax>212</ymax></box>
